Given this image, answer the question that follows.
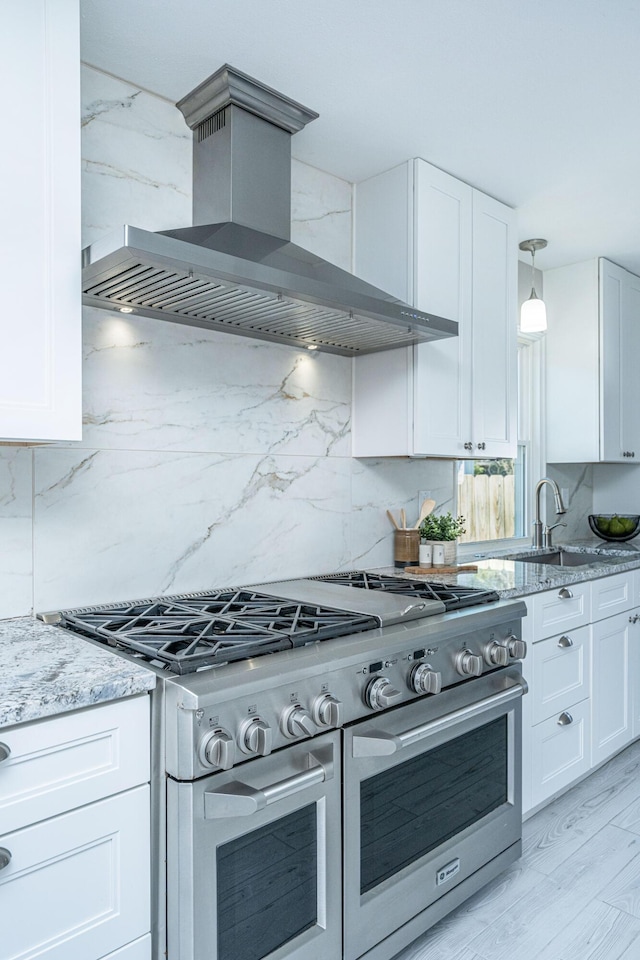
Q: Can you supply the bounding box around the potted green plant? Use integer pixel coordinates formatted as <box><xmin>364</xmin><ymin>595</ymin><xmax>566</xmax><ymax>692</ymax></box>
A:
<box><xmin>419</xmin><ymin>513</ymin><xmax>466</xmax><ymax>565</ymax></box>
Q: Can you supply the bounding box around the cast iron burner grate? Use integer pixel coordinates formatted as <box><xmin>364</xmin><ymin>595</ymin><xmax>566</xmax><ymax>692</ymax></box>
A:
<box><xmin>57</xmin><ymin>589</ymin><xmax>380</xmax><ymax>674</ymax></box>
<box><xmin>310</xmin><ymin>572</ymin><xmax>500</xmax><ymax>611</ymax></box>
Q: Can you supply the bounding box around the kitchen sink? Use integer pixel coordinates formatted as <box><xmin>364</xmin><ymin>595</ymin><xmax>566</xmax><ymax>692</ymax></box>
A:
<box><xmin>513</xmin><ymin>550</ymin><xmax>605</xmax><ymax>567</ymax></box>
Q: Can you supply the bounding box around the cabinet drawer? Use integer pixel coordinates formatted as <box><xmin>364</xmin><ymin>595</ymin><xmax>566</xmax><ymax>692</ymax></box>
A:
<box><xmin>531</xmin><ymin>582</ymin><xmax>590</xmax><ymax>637</ymax></box>
<box><xmin>532</xmin><ymin>625</ymin><xmax>590</xmax><ymax>724</ymax></box>
<box><xmin>530</xmin><ymin>699</ymin><xmax>591</xmax><ymax>809</ymax></box>
<box><xmin>0</xmin><ymin>785</ymin><xmax>150</xmax><ymax>960</ymax></box>
<box><xmin>0</xmin><ymin>696</ymin><xmax>150</xmax><ymax>834</ymax></box>
<box><xmin>591</xmin><ymin>571</ymin><xmax>634</xmax><ymax>620</ymax></box>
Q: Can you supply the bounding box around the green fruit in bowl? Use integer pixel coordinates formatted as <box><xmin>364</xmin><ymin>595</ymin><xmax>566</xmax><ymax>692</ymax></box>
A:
<box><xmin>609</xmin><ymin>516</ymin><xmax>627</xmax><ymax>536</ymax></box>
<box><xmin>596</xmin><ymin>517</ymin><xmax>611</xmax><ymax>534</ymax></box>
<box><xmin>620</xmin><ymin>518</ymin><xmax>637</xmax><ymax>534</ymax></box>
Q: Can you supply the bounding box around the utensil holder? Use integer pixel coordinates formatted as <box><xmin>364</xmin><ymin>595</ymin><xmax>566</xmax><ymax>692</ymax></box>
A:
<box><xmin>394</xmin><ymin>529</ymin><xmax>420</xmax><ymax>568</ymax></box>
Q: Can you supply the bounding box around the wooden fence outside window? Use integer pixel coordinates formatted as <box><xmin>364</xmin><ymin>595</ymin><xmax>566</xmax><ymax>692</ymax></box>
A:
<box><xmin>458</xmin><ymin>473</ymin><xmax>515</xmax><ymax>542</ymax></box>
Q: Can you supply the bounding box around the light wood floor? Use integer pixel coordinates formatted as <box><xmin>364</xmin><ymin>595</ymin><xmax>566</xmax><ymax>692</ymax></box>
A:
<box><xmin>394</xmin><ymin>740</ymin><xmax>640</xmax><ymax>960</ymax></box>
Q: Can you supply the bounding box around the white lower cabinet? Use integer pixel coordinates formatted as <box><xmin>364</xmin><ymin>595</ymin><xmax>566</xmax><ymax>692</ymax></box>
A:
<box><xmin>0</xmin><ymin>786</ymin><xmax>150</xmax><ymax>960</ymax></box>
<box><xmin>530</xmin><ymin>700</ymin><xmax>591</xmax><ymax>809</ymax></box>
<box><xmin>523</xmin><ymin>572</ymin><xmax>640</xmax><ymax>816</ymax></box>
<box><xmin>591</xmin><ymin>610</ymin><xmax>633</xmax><ymax>766</ymax></box>
<box><xmin>0</xmin><ymin>696</ymin><xmax>151</xmax><ymax>960</ymax></box>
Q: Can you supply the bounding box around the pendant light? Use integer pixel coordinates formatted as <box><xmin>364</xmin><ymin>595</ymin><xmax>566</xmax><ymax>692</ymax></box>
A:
<box><xmin>519</xmin><ymin>239</ymin><xmax>547</xmax><ymax>333</ymax></box>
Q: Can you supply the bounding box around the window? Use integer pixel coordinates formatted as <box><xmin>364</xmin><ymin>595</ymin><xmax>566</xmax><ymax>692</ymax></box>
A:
<box><xmin>457</xmin><ymin>338</ymin><xmax>543</xmax><ymax>551</ymax></box>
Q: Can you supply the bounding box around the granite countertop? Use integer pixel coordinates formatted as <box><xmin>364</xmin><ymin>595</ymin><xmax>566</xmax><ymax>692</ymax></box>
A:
<box><xmin>0</xmin><ymin>617</ymin><xmax>156</xmax><ymax>730</ymax></box>
<box><xmin>385</xmin><ymin>539</ymin><xmax>640</xmax><ymax>600</ymax></box>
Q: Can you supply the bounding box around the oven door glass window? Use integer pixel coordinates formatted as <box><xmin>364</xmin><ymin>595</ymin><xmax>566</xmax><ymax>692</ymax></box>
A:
<box><xmin>360</xmin><ymin>715</ymin><xmax>508</xmax><ymax>894</ymax></box>
<box><xmin>217</xmin><ymin>803</ymin><xmax>317</xmax><ymax>960</ymax></box>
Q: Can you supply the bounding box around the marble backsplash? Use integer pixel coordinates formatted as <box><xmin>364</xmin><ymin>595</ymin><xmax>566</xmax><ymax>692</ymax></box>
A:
<box><xmin>0</xmin><ymin>65</ymin><xmax>455</xmax><ymax>617</ymax></box>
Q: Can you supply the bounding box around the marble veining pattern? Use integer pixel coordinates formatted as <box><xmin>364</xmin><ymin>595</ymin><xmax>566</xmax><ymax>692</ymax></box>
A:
<box><xmin>33</xmin><ymin>447</ymin><xmax>352</xmax><ymax>611</ymax></box>
<box><xmin>81</xmin><ymin>66</ymin><xmax>191</xmax><ymax>246</ymax></box>
<box><xmin>0</xmin><ymin>448</ymin><xmax>33</xmax><ymax>619</ymax></box>
<box><xmin>0</xmin><ymin>617</ymin><xmax>155</xmax><ymax>728</ymax></box>
<box><xmin>80</xmin><ymin>309</ymin><xmax>351</xmax><ymax>457</ymax></box>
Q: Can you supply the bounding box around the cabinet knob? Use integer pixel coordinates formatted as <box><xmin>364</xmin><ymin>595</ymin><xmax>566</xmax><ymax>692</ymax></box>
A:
<box><xmin>557</xmin><ymin>711</ymin><xmax>574</xmax><ymax>726</ymax></box>
<box><xmin>558</xmin><ymin>587</ymin><xmax>573</xmax><ymax>600</ymax></box>
<box><xmin>463</xmin><ymin>441</ymin><xmax>473</xmax><ymax>451</ymax></box>
<box><xmin>477</xmin><ymin>442</ymin><xmax>486</xmax><ymax>451</ymax></box>
<box><xmin>630</xmin><ymin>614</ymin><xmax>640</xmax><ymax>624</ymax></box>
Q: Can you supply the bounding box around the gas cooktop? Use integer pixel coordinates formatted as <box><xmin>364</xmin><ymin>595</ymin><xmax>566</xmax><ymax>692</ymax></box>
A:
<box><xmin>46</xmin><ymin>573</ymin><xmax>499</xmax><ymax>675</ymax></box>
<box><xmin>311</xmin><ymin>571</ymin><xmax>500</xmax><ymax>610</ymax></box>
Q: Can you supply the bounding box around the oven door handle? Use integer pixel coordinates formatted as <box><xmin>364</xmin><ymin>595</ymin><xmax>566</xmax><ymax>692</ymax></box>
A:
<box><xmin>204</xmin><ymin>744</ymin><xmax>334</xmax><ymax>818</ymax></box>
<box><xmin>352</xmin><ymin>681</ymin><xmax>524</xmax><ymax>758</ymax></box>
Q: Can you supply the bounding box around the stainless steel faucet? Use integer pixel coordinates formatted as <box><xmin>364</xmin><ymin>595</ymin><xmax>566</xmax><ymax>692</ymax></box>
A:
<box><xmin>533</xmin><ymin>478</ymin><xmax>567</xmax><ymax>548</ymax></box>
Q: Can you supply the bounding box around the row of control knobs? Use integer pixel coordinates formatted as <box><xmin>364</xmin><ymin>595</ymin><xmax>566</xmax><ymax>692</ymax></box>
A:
<box><xmin>366</xmin><ymin>635</ymin><xmax>525</xmax><ymax>711</ymax></box>
<box><xmin>197</xmin><ymin>636</ymin><xmax>526</xmax><ymax>768</ymax></box>
<box><xmin>198</xmin><ymin>693</ymin><xmax>342</xmax><ymax>769</ymax></box>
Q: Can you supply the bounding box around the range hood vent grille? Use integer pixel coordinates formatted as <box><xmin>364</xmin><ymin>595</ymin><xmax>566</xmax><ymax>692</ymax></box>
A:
<box><xmin>82</xmin><ymin>229</ymin><xmax>442</xmax><ymax>353</ymax></box>
<box><xmin>198</xmin><ymin>108</ymin><xmax>227</xmax><ymax>142</ymax></box>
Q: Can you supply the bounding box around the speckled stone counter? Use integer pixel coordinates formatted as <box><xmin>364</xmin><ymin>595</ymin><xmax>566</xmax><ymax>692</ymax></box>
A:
<box><xmin>0</xmin><ymin>617</ymin><xmax>155</xmax><ymax>729</ymax></box>
<box><xmin>381</xmin><ymin>540</ymin><xmax>640</xmax><ymax>600</ymax></box>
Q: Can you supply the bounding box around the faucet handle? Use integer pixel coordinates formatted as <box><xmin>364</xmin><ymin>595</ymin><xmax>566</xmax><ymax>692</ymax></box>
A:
<box><xmin>543</xmin><ymin>521</ymin><xmax>567</xmax><ymax>549</ymax></box>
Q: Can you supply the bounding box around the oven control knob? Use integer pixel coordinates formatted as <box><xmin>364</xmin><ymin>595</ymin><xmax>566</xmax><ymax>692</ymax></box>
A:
<box><xmin>311</xmin><ymin>694</ymin><xmax>343</xmax><ymax>728</ymax></box>
<box><xmin>198</xmin><ymin>728</ymin><xmax>235</xmax><ymax>770</ymax></box>
<box><xmin>483</xmin><ymin>641</ymin><xmax>510</xmax><ymax>668</ymax></box>
<box><xmin>456</xmin><ymin>651</ymin><xmax>483</xmax><ymax>677</ymax></box>
<box><xmin>365</xmin><ymin>677</ymin><xmax>402</xmax><ymax>711</ymax></box>
<box><xmin>240</xmin><ymin>718</ymin><xmax>273</xmax><ymax>756</ymax></box>
<box><xmin>410</xmin><ymin>663</ymin><xmax>442</xmax><ymax>695</ymax></box>
<box><xmin>282</xmin><ymin>705</ymin><xmax>317</xmax><ymax>739</ymax></box>
<box><xmin>506</xmin><ymin>635</ymin><xmax>527</xmax><ymax>660</ymax></box>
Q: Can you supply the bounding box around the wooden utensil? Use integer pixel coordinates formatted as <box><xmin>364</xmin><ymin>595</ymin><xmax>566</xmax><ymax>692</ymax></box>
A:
<box><xmin>386</xmin><ymin>509</ymin><xmax>400</xmax><ymax>530</ymax></box>
<box><xmin>400</xmin><ymin>508</ymin><xmax>407</xmax><ymax>529</ymax></box>
<box><xmin>414</xmin><ymin>498</ymin><xmax>436</xmax><ymax>529</ymax></box>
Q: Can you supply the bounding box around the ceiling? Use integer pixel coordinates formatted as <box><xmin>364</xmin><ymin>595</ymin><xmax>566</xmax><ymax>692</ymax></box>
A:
<box><xmin>80</xmin><ymin>0</ymin><xmax>640</xmax><ymax>275</ymax></box>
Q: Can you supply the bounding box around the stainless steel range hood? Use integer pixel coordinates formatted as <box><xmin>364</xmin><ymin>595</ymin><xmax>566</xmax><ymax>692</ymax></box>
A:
<box><xmin>81</xmin><ymin>65</ymin><xmax>458</xmax><ymax>356</ymax></box>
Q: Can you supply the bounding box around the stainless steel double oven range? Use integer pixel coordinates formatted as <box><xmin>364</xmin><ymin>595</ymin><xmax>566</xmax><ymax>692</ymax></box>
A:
<box><xmin>49</xmin><ymin>571</ymin><xmax>527</xmax><ymax>960</ymax></box>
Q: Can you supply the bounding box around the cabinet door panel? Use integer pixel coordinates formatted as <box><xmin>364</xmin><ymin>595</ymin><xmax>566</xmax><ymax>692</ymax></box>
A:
<box><xmin>591</xmin><ymin>612</ymin><xmax>632</xmax><ymax>766</ymax></box>
<box><xmin>0</xmin><ymin>786</ymin><xmax>150</xmax><ymax>960</ymax></box>
<box><xmin>531</xmin><ymin>583</ymin><xmax>590</xmax><ymax>637</ymax></box>
<box><xmin>0</xmin><ymin>696</ymin><xmax>150</xmax><ymax>834</ymax></box>
<box><xmin>532</xmin><ymin>626</ymin><xmax>590</xmax><ymax>724</ymax></box>
<box><xmin>413</xmin><ymin>161</ymin><xmax>473</xmax><ymax>457</ymax></box>
<box><xmin>531</xmin><ymin>699</ymin><xmax>590</xmax><ymax>809</ymax></box>
<box><xmin>600</xmin><ymin>260</ymin><xmax>625</xmax><ymax>461</ymax></box>
<box><xmin>590</xmin><ymin>571</ymin><xmax>634</xmax><ymax>621</ymax></box>
<box><xmin>0</xmin><ymin>0</ymin><xmax>81</xmax><ymax>441</ymax></box>
<box><xmin>621</xmin><ymin>271</ymin><xmax>640</xmax><ymax>458</ymax></box>
<box><xmin>470</xmin><ymin>192</ymin><xmax>517</xmax><ymax>457</ymax></box>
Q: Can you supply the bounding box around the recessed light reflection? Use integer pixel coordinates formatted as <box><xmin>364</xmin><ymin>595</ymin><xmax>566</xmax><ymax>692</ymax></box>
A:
<box><xmin>118</xmin><ymin>306</ymin><xmax>134</xmax><ymax>314</ymax></box>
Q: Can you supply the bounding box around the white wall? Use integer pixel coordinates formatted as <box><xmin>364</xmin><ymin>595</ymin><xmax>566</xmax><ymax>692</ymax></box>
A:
<box><xmin>0</xmin><ymin>66</ymin><xmax>456</xmax><ymax>617</ymax></box>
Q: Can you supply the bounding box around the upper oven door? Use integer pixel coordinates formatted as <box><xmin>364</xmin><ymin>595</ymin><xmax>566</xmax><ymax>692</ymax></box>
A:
<box><xmin>343</xmin><ymin>672</ymin><xmax>523</xmax><ymax>960</ymax></box>
<box><xmin>167</xmin><ymin>729</ymin><xmax>341</xmax><ymax>960</ymax></box>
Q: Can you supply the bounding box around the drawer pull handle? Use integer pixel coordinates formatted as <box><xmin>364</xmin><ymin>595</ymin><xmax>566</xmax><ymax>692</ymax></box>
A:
<box><xmin>557</xmin><ymin>711</ymin><xmax>574</xmax><ymax>726</ymax></box>
<box><xmin>0</xmin><ymin>743</ymin><xmax>10</xmax><ymax>764</ymax></box>
<box><xmin>558</xmin><ymin>587</ymin><xmax>573</xmax><ymax>600</ymax></box>
<box><xmin>630</xmin><ymin>614</ymin><xmax>640</xmax><ymax>624</ymax></box>
<box><xmin>558</xmin><ymin>635</ymin><xmax>574</xmax><ymax>648</ymax></box>
<box><xmin>0</xmin><ymin>848</ymin><xmax>11</xmax><ymax>871</ymax></box>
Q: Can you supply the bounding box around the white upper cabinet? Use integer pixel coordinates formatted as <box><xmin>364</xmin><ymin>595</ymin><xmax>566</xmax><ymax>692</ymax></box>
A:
<box><xmin>352</xmin><ymin>158</ymin><xmax>517</xmax><ymax>458</ymax></box>
<box><xmin>545</xmin><ymin>258</ymin><xmax>640</xmax><ymax>463</ymax></box>
<box><xmin>0</xmin><ymin>0</ymin><xmax>82</xmax><ymax>443</ymax></box>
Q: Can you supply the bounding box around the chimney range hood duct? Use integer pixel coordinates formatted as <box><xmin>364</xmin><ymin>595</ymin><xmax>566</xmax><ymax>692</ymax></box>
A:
<box><xmin>81</xmin><ymin>64</ymin><xmax>458</xmax><ymax>356</ymax></box>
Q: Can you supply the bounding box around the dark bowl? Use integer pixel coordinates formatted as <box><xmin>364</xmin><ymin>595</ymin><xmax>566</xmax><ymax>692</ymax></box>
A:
<box><xmin>588</xmin><ymin>514</ymin><xmax>640</xmax><ymax>542</ymax></box>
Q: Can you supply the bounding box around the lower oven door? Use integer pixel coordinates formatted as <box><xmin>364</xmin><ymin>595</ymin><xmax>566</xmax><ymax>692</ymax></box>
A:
<box><xmin>343</xmin><ymin>672</ymin><xmax>523</xmax><ymax>960</ymax></box>
<box><xmin>167</xmin><ymin>729</ymin><xmax>341</xmax><ymax>960</ymax></box>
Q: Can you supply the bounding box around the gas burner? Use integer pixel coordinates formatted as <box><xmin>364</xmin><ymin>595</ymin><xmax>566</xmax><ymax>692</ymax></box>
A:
<box><xmin>57</xmin><ymin>589</ymin><xmax>379</xmax><ymax>674</ymax></box>
<box><xmin>311</xmin><ymin>572</ymin><xmax>500</xmax><ymax>610</ymax></box>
